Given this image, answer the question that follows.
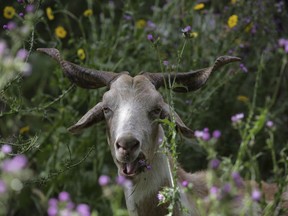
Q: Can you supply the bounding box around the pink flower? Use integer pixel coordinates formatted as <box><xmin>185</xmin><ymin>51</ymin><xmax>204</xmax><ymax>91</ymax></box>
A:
<box><xmin>210</xmin><ymin>159</ymin><xmax>220</xmax><ymax>169</ymax></box>
<box><xmin>76</xmin><ymin>203</ymin><xmax>91</xmax><ymax>216</ymax></box>
<box><xmin>181</xmin><ymin>180</ymin><xmax>189</xmax><ymax>187</ymax></box>
<box><xmin>147</xmin><ymin>34</ymin><xmax>154</xmax><ymax>41</ymax></box>
<box><xmin>157</xmin><ymin>193</ymin><xmax>164</xmax><ymax>201</ymax></box>
<box><xmin>278</xmin><ymin>38</ymin><xmax>288</xmax><ymax>53</ymax></box>
<box><xmin>2</xmin><ymin>155</ymin><xmax>27</xmax><ymax>172</ymax></box>
<box><xmin>251</xmin><ymin>189</ymin><xmax>261</xmax><ymax>201</ymax></box>
<box><xmin>266</xmin><ymin>120</ymin><xmax>274</xmax><ymax>128</ymax></box>
<box><xmin>16</xmin><ymin>49</ymin><xmax>28</xmax><ymax>60</ymax></box>
<box><xmin>231</xmin><ymin>113</ymin><xmax>244</xmax><ymax>123</ymax></box>
<box><xmin>47</xmin><ymin>206</ymin><xmax>58</xmax><ymax>216</ymax></box>
<box><xmin>98</xmin><ymin>175</ymin><xmax>110</xmax><ymax>186</ymax></box>
<box><xmin>163</xmin><ymin>60</ymin><xmax>169</xmax><ymax>66</ymax></box>
<box><xmin>1</xmin><ymin>144</ymin><xmax>12</xmax><ymax>154</ymax></box>
<box><xmin>58</xmin><ymin>191</ymin><xmax>70</xmax><ymax>202</ymax></box>
<box><xmin>212</xmin><ymin>130</ymin><xmax>221</xmax><ymax>139</ymax></box>
<box><xmin>25</xmin><ymin>5</ymin><xmax>35</xmax><ymax>13</ymax></box>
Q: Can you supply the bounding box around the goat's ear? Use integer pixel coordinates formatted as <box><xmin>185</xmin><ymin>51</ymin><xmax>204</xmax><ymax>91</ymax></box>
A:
<box><xmin>161</xmin><ymin>103</ymin><xmax>194</xmax><ymax>138</ymax></box>
<box><xmin>68</xmin><ymin>102</ymin><xmax>104</xmax><ymax>134</ymax></box>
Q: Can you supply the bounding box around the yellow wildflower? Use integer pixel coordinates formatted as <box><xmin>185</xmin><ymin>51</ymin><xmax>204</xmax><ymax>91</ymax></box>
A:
<box><xmin>55</xmin><ymin>26</ymin><xmax>67</xmax><ymax>39</ymax></box>
<box><xmin>83</xmin><ymin>9</ymin><xmax>93</xmax><ymax>17</ymax></box>
<box><xmin>77</xmin><ymin>48</ymin><xmax>86</xmax><ymax>60</ymax></box>
<box><xmin>136</xmin><ymin>19</ymin><xmax>146</xmax><ymax>29</ymax></box>
<box><xmin>227</xmin><ymin>15</ymin><xmax>238</xmax><ymax>28</ymax></box>
<box><xmin>194</xmin><ymin>3</ymin><xmax>205</xmax><ymax>10</ymax></box>
<box><xmin>190</xmin><ymin>32</ymin><xmax>198</xmax><ymax>38</ymax></box>
<box><xmin>3</xmin><ymin>6</ymin><xmax>16</xmax><ymax>19</ymax></box>
<box><xmin>231</xmin><ymin>0</ymin><xmax>237</xmax><ymax>4</ymax></box>
<box><xmin>46</xmin><ymin>7</ymin><xmax>54</xmax><ymax>20</ymax></box>
<box><xmin>237</xmin><ymin>95</ymin><xmax>249</xmax><ymax>103</ymax></box>
<box><xmin>184</xmin><ymin>31</ymin><xmax>198</xmax><ymax>39</ymax></box>
<box><xmin>20</xmin><ymin>126</ymin><xmax>30</xmax><ymax>134</ymax></box>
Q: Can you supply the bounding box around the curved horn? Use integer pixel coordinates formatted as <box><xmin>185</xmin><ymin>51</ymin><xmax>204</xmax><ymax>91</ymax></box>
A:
<box><xmin>37</xmin><ymin>48</ymin><xmax>122</xmax><ymax>89</ymax></box>
<box><xmin>142</xmin><ymin>56</ymin><xmax>241</xmax><ymax>92</ymax></box>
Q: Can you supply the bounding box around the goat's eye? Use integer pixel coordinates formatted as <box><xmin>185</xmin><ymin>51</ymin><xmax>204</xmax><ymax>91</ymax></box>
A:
<box><xmin>149</xmin><ymin>107</ymin><xmax>162</xmax><ymax>118</ymax></box>
<box><xmin>103</xmin><ymin>107</ymin><xmax>112</xmax><ymax>115</ymax></box>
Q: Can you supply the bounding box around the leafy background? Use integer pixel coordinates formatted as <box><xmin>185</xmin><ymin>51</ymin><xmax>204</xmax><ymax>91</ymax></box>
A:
<box><xmin>0</xmin><ymin>0</ymin><xmax>287</xmax><ymax>215</ymax></box>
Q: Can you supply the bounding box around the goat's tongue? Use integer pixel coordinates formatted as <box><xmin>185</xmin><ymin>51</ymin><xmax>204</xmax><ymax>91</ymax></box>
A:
<box><xmin>124</xmin><ymin>161</ymin><xmax>138</xmax><ymax>175</ymax></box>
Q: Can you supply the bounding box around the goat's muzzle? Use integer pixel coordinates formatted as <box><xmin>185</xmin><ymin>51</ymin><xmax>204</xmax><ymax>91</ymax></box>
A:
<box><xmin>115</xmin><ymin>134</ymin><xmax>149</xmax><ymax>178</ymax></box>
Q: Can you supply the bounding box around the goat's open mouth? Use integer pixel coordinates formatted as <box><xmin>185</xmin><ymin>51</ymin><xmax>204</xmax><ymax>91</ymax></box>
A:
<box><xmin>119</xmin><ymin>153</ymin><xmax>150</xmax><ymax>178</ymax></box>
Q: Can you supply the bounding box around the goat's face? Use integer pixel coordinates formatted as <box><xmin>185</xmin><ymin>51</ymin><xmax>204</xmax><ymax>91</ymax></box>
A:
<box><xmin>102</xmin><ymin>74</ymin><xmax>165</xmax><ymax>178</ymax></box>
<box><xmin>37</xmin><ymin>48</ymin><xmax>240</xmax><ymax>179</ymax></box>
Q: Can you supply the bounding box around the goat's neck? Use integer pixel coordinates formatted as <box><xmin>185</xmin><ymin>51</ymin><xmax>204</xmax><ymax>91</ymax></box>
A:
<box><xmin>121</xmin><ymin>128</ymin><xmax>196</xmax><ymax>216</ymax></box>
<box><xmin>123</xmin><ymin>151</ymin><xmax>180</xmax><ymax>216</ymax></box>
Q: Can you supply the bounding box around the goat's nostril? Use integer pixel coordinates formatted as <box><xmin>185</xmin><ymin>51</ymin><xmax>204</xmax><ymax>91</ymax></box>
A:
<box><xmin>116</xmin><ymin>136</ymin><xmax>140</xmax><ymax>152</ymax></box>
<box><xmin>131</xmin><ymin>141</ymin><xmax>140</xmax><ymax>151</ymax></box>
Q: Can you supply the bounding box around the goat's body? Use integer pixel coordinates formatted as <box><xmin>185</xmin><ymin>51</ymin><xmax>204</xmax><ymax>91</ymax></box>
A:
<box><xmin>38</xmin><ymin>48</ymin><xmax>287</xmax><ymax>215</ymax></box>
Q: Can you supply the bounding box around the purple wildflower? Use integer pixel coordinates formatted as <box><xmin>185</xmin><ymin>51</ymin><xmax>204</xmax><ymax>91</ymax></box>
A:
<box><xmin>58</xmin><ymin>191</ymin><xmax>70</xmax><ymax>202</ymax></box>
<box><xmin>222</xmin><ymin>183</ymin><xmax>231</xmax><ymax>194</ymax></box>
<box><xmin>47</xmin><ymin>205</ymin><xmax>58</xmax><ymax>216</ymax></box>
<box><xmin>157</xmin><ymin>193</ymin><xmax>164</xmax><ymax>201</ymax></box>
<box><xmin>181</xmin><ymin>180</ymin><xmax>189</xmax><ymax>187</ymax></box>
<box><xmin>16</xmin><ymin>49</ymin><xmax>28</xmax><ymax>60</ymax></box>
<box><xmin>210</xmin><ymin>159</ymin><xmax>220</xmax><ymax>169</ymax></box>
<box><xmin>98</xmin><ymin>175</ymin><xmax>110</xmax><ymax>186</ymax></box>
<box><xmin>210</xmin><ymin>186</ymin><xmax>219</xmax><ymax>198</ymax></box>
<box><xmin>48</xmin><ymin>198</ymin><xmax>58</xmax><ymax>207</ymax></box>
<box><xmin>19</xmin><ymin>12</ymin><xmax>24</xmax><ymax>17</ymax></box>
<box><xmin>194</xmin><ymin>130</ymin><xmax>203</xmax><ymax>138</ymax></box>
<box><xmin>232</xmin><ymin>172</ymin><xmax>244</xmax><ymax>188</ymax></box>
<box><xmin>147</xmin><ymin>34</ymin><xmax>154</xmax><ymax>41</ymax></box>
<box><xmin>278</xmin><ymin>38</ymin><xmax>287</xmax><ymax>47</ymax></box>
<box><xmin>4</xmin><ymin>22</ymin><xmax>17</xmax><ymax>30</ymax></box>
<box><xmin>66</xmin><ymin>201</ymin><xmax>75</xmax><ymax>210</ymax></box>
<box><xmin>278</xmin><ymin>38</ymin><xmax>288</xmax><ymax>53</ymax></box>
<box><xmin>0</xmin><ymin>180</ymin><xmax>6</xmax><ymax>194</ymax></box>
<box><xmin>240</xmin><ymin>63</ymin><xmax>248</xmax><ymax>73</ymax></box>
<box><xmin>251</xmin><ymin>189</ymin><xmax>261</xmax><ymax>201</ymax></box>
<box><xmin>116</xmin><ymin>175</ymin><xmax>126</xmax><ymax>186</ymax></box>
<box><xmin>231</xmin><ymin>113</ymin><xmax>244</xmax><ymax>123</ymax></box>
<box><xmin>76</xmin><ymin>203</ymin><xmax>91</xmax><ymax>216</ymax></box>
<box><xmin>25</xmin><ymin>5</ymin><xmax>35</xmax><ymax>13</ymax></box>
<box><xmin>182</xmin><ymin>26</ymin><xmax>192</xmax><ymax>33</ymax></box>
<box><xmin>123</xmin><ymin>14</ymin><xmax>132</xmax><ymax>21</ymax></box>
<box><xmin>17</xmin><ymin>0</ymin><xmax>24</xmax><ymax>3</ymax></box>
<box><xmin>147</xmin><ymin>20</ymin><xmax>156</xmax><ymax>29</ymax></box>
<box><xmin>212</xmin><ymin>130</ymin><xmax>221</xmax><ymax>139</ymax></box>
<box><xmin>266</xmin><ymin>120</ymin><xmax>274</xmax><ymax>128</ymax></box>
<box><xmin>202</xmin><ymin>131</ymin><xmax>211</xmax><ymax>141</ymax></box>
<box><xmin>194</xmin><ymin>128</ymin><xmax>211</xmax><ymax>141</ymax></box>
<box><xmin>163</xmin><ymin>60</ymin><xmax>169</xmax><ymax>66</ymax></box>
<box><xmin>1</xmin><ymin>144</ymin><xmax>12</xmax><ymax>154</ymax></box>
<box><xmin>2</xmin><ymin>155</ymin><xmax>27</xmax><ymax>172</ymax></box>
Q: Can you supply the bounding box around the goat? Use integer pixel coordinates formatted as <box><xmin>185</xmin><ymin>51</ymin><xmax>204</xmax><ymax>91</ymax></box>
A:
<box><xmin>38</xmin><ymin>48</ymin><xmax>287</xmax><ymax>216</ymax></box>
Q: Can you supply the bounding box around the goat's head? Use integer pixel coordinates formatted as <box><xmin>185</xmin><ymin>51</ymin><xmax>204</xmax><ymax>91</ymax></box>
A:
<box><xmin>38</xmin><ymin>48</ymin><xmax>240</xmax><ymax>179</ymax></box>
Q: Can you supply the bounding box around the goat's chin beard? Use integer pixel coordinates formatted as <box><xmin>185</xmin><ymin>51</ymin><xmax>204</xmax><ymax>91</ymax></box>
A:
<box><xmin>116</xmin><ymin>152</ymin><xmax>150</xmax><ymax>179</ymax></box>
